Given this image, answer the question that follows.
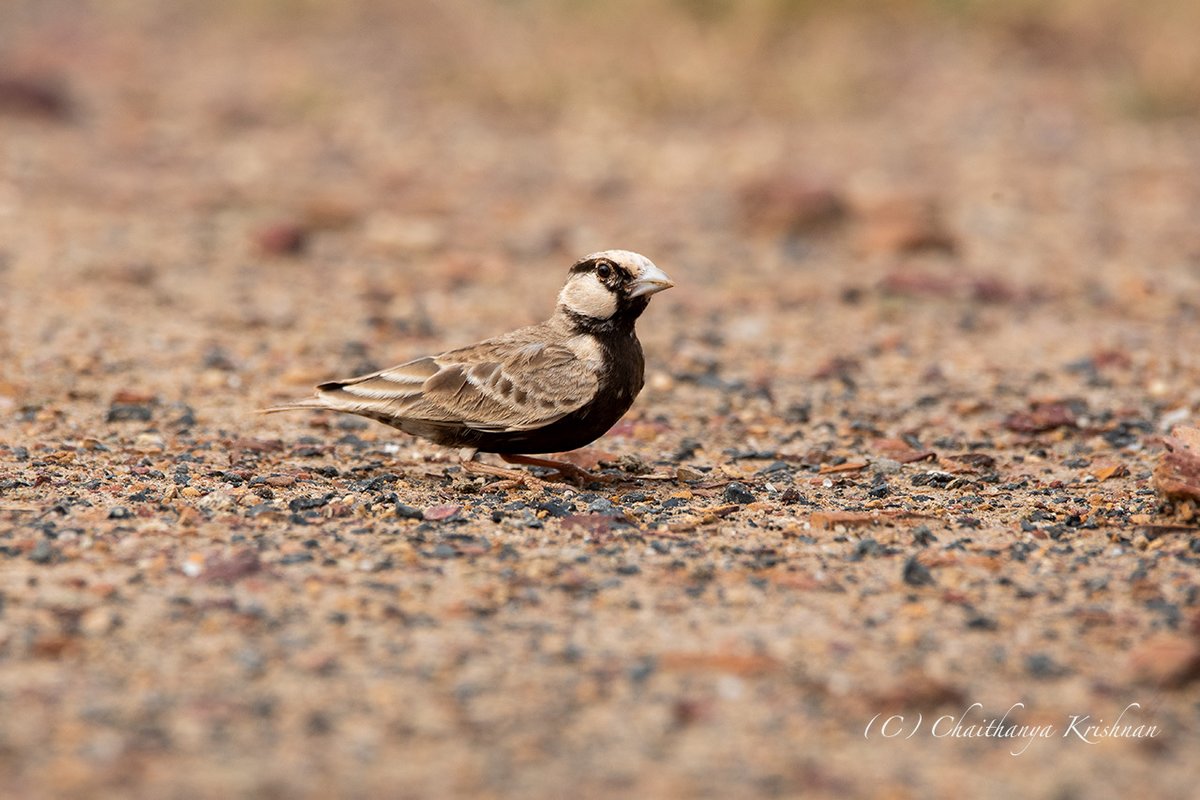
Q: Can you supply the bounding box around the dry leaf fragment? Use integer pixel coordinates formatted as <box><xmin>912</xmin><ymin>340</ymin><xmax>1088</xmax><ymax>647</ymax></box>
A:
<box><xmin>818</xmin><ymin>461</ymin><xmax>868</xmax><ymax>475</ymax></box>
<box><xmin>1090</xmin><ymin>462</ymin><xmax>1129</xmax><ymax>482</ymax></box>
<box><xmin>872</xmin><ymin>437</ymin><xmax>936</xmax><ymax>463</ymax></box>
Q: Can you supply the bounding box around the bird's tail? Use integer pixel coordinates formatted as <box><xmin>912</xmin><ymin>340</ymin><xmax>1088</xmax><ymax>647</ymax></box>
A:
<box><xmin>260</xmin><ymin>376</ymin><xmax>389</xmax><ymax>416</ymax></box>
<box><xmin>257</xmin><ymin>398</ymin><xmax>331</xmax><ymax>414</ymax></box>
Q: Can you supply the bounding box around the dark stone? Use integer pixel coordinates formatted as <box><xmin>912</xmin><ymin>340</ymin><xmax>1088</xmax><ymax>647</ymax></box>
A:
<box><xmin>106</xmin><ymin>403</ymin><xmax>153</xmax><ymax>423</ymax></box>
<box><xmin>203</xmin><ymin>346</ymin><xmax>237</xmax><ymax>371</ymax></box>
<box><xmin>587</xmin><ymin>498</ymin><xmax>619</xmax><ymax>515</ymax></box>
<box><xmin>911</xmin><ymin>471</ymin><xmax>955</xmax><ymax>488</ymax></box>
<box><xmin>673</xmin><ymin>438</ymin><xmax>701</xmax><ymax>460</ymax></box>
<box><xmin>628</xmin><ymin>657</ymin><xmax>657</xmax><ymax>684</ymax></box>
<box><xmin>351</xmin><ymin>474</ymin><xmax>399</xmax><ymax>493</ymax></box>
<box><xmin>723</xmin><ymin>482</ymin><xmax>755</xmax><ymax>504</ymax></box>
<box><xmin>912</xmin><ymin>525</ymin><xmax>937</xmax><ymax>546</ymax></box>
<box><xmin>288</xmin><ymin>494</ymin><xmax>333</xmax><ymax>512</ymax></box>
<box><xmin>392</xmin><ymin>501</ymin><xmax>422</xmax><ymax>520</ymax></box>
<box><xmin>537</xmin><ymin>499</ymin><xmax>575</xmax><ymax>518</ymax></box>
<box><xmin>171</xmin><ymin>406</ymin><xmax>197</xmax><ymax>428</ymax></box>
<box><xmin>1026</xmin><ymin>653</ymin><xmax>1069</xmax><ymax>679</ymax></box>
<box><xmin>29</xmin><ymin>540</ymin><xmax>56</xmax><ymax>564</ymax></box>
<box><xmin>902</xmin><ymin>556</ymin><xmax>935</xmax><ymax>586</ymax></box>
<box><xmin>780</xmin><ymin>488</ymin><xmax>805</xmax><ymax>504</ymax></box>
<box><xmin>851</xmin><ymin>538</ymin><xmax>884</xmax><ymax>560</ymax></box>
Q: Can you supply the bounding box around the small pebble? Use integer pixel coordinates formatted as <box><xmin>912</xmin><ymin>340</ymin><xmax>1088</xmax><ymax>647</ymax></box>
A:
<box><xmin>902</xmin><ymin>556</ymin><xmax>935</xmax><ymax>587</ymax></box>
<box><xmin>872</xmin><ymin>458</ymin><xmax>903</xmax><ymax>475</ymax></box>
<box><xmin>912</xmin><ymin>525</ymin><xmax>937</xmax><ymax>546</ymax></box>
<box><xmin>106</xmin><ymin>403</ymin><xmax>153</xmax><ymax>423</ymax></box>
<box><xmin>28</xmin><ymin>540</ymin><xmax>56</xmax><ymax>564</ymax></box>
<box><xmin>1025</xmin><ymin>653</ymin><xmax>1069</xmax><ymax>679</ymax></box>
<box><xmin>256</xmin><ymin>222</ymin><xmax>309</xmax><ymax>256</ymax></box>
<box><xmin>588</xmin><ymin>498</ymin><xmax>619</xmax><ymax>515</ymax></box>
<box><xmin>423</xmin><ymin>505</ymin><xmax>462</xmax><ymax>522</ymax></box>
<box><xmin>537</xmin><ymin>499</ymin><xmax>574</xmax><ymax>518</ymax></box>
<box><xmin>723</xmin><ymin>482</ymin><xmax>755</xmax><ymax>504</ymax></box>
<box><xmin>396</xmin><ymin>503</ymin><xmax>424</xmax><ymax>520</ymax></box>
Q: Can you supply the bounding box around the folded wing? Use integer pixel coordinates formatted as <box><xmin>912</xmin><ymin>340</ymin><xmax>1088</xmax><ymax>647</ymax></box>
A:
<box><xmin>313</xmin><ymin>337</ymin><xmax>598</xmax><ymax>433</ymax></box>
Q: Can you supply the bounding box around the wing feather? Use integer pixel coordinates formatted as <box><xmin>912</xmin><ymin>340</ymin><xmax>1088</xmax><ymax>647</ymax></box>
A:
<box><xmin>307</xmin><ymin>328</ymin><xmax>600</xmax><ymax>434</ymax></box>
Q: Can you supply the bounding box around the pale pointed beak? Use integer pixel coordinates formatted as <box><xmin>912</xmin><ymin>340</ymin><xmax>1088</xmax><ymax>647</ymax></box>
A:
<box><xmin>628</xmin><ymin>263</ymin><xmax>675</xmax><ymax>298</ymax></box>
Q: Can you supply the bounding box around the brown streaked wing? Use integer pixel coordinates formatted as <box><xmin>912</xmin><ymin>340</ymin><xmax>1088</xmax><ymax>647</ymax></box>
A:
<box><xmin>322</xmin><ymin>336</ymin><xmax>598</xmax><ymax>433</ymax></box>
<box><xmin>410</xmin><ymin>339</ymin><xmax>597</xmax><ymax>432</ymax></box>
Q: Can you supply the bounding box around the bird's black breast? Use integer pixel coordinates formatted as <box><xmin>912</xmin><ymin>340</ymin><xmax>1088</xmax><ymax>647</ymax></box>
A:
<box><xmin>453</xmin><ymin>329</ymin><xmax>645</xmax><ymax>455</ymax></box>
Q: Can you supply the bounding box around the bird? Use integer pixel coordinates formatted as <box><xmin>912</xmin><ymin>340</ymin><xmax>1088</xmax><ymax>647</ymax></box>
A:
<box><xmin>263</xmin><ymin>250</ymin><xmax>674</xmax><ymax>483</ymax></box>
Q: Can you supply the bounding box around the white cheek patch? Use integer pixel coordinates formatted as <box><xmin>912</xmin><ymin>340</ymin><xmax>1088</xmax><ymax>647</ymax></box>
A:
<box><xmin>558</xmin><ymin>274</ymin><xmax>618</xmax><ymax>320</ymax></box>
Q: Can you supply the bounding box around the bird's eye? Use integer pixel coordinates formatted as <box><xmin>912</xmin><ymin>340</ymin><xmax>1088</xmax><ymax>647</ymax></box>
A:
<box><xmin>595</xmin><ymin>262</ymin><xmax>613</xmax><ymax>280</ymax></box>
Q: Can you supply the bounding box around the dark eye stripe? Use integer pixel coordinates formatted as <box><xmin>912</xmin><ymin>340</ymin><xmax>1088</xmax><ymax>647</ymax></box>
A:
<box><xmin>568</xmin><ymin>257</ymin><xmax>632</xmax><ymax>281</ymax></box>
<box><xmin>570</xmin><ymin>258</ymin><xmax>614</xmax><ymax>275</ymax></box>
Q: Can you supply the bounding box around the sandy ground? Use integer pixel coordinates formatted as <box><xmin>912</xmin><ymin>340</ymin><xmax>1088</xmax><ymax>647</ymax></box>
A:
<box><xmin>2</xmin><ymin>1</ymin><xmax>1200</xmax><ymax>797</ymax></box>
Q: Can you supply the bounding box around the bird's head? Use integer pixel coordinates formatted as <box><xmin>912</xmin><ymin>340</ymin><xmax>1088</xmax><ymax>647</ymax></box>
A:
<box><xmin>557</xmin><ymin>250</ymin><xmax>674</xmax><ymax>329</ymax></box>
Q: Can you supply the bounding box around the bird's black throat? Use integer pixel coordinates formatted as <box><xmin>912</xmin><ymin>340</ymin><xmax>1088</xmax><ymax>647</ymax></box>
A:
<box><xmin>561</xmin><ymin>295</ymin><xmax>649</xmax><ymax>338</ymax></box>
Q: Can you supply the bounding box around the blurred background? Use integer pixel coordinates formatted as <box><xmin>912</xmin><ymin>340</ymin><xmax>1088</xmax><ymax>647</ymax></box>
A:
<box><xmin>4</xmin><ymin>1</ymin><xmax>1200</xmax><ymax>369</ymax></box>
<box><xmin>4</xmin><ymin>0</ymin><xmax>1200</xmax><ymax>391</ymax></box>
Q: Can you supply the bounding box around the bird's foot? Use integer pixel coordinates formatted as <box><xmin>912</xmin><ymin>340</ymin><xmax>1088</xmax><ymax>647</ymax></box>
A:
<box><xmin>461</xmin><ymin>461</ymin><xmax>547</xmax><ymax>489</ymax></box>
<box><xmin>499</xmin><ymin>454</ymin><xmax>611</xmax><ymax>486</ymax></box>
